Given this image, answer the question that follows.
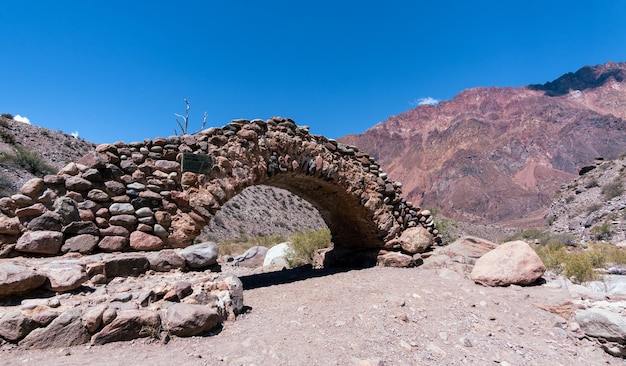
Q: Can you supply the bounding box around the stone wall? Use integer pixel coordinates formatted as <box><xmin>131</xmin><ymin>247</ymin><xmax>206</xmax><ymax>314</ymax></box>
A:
<box><xmin>0</xmin><ymin>117</ymin><xmax>440</xmax><ymax>259</ymax></box>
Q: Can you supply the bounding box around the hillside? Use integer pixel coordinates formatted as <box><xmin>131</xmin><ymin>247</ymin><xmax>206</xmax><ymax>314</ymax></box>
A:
<box><xmin>0</xmin><ymin>115</ymin><xmax>96</xmax><ymax>195</ymax></box>
<box><xmin>340</xmin><ymin>62</ymin><xmax>626</xmax><ymax>227</ymax></box>
<box><xmin>548</xmin><ymin>155</ymin><xmax>626</xmax><ymax>243</ymax></box>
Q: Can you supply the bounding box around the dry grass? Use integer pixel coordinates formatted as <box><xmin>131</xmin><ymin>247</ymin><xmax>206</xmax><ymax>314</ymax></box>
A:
<box><xmin>533</xmin><ymin>240</ymin><xmax>626</xmax><ymax>284</ymax></box>
<box><xmin>215</xmin><ymin>228</ymin><xmax>333</xmax><ymax>267</ymax></box>
<box><xmin>286</xmin><ymin>228</ymin><xmax>333</xmax><ymax>267</ymax></box>
<box><xmin>218</xmin><ymin>234</ymin><xmax>287</xmax><ymax>256</ymax></box>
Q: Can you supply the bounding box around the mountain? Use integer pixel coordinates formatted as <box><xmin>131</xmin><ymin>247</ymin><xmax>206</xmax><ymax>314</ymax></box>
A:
<box><xmin>340</xmin><ymin>62</ymin><xmax>626</xmax><ymax>227</ymax></box>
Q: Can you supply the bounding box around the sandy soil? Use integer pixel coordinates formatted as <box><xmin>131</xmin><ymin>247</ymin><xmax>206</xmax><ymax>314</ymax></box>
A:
<box><xmin>1</xmin><ymin>264</ymin><xmax>622</xmax><ymax>366</ymax></box>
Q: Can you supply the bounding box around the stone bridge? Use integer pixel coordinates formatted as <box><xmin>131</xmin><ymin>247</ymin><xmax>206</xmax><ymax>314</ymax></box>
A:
<box><xmin>0</xmin><ymin>117</ymin><xmax>440</xmax><ymax>264</ymax></box>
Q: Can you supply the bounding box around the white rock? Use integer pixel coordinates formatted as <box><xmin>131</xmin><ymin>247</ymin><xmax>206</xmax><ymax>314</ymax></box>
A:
<box><xmin>263</xmin><ymin>242</ymin><xmax>291</xmax><ymax>267</ymax></box>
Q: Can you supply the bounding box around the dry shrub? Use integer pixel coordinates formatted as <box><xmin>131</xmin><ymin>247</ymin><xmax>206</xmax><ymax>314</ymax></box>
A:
<box><xmin>601</xmin><ymin>179</ymin><xmax>623</xmax><ymax>200</ymax></box>
<box><xmin>218</xmin><ymin>234</ymin><xmax>287</xmax><ymax>256</ymax></box>
<box><xmin>286</xmin><ymin>228</ymin><xmax>333</xmax><ymax>267</ymax></box>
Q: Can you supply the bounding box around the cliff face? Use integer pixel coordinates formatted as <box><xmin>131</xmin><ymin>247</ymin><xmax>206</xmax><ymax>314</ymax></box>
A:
<box><xmin>340</xmin><ymin>62</ymin><xmax>626</xmax><ymax>226</ymax></box>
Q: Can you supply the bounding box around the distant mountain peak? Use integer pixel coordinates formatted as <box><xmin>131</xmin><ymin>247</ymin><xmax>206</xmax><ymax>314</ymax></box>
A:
<box><xmin>529</xmin><ymin>61</ymin><xmax>626</xmax><ymax>96</ymax></box>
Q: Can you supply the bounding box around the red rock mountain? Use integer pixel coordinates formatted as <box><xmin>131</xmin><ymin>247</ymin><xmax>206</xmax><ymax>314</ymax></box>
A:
<box><xmin>340</xmin><ymin>62</ymin><xmax>626</xmax><ymax>227</ymax></box>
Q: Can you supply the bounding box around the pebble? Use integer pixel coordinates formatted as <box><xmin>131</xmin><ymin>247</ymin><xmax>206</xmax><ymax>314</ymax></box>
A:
<box><xmin>399</xmin><ymin>340</ymin><xmax>413</xmax><ymax>351</ymax></box>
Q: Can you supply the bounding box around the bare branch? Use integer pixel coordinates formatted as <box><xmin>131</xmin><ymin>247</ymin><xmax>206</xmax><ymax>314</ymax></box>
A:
<box><xmin>174</xmin><ymin>97</ymin><xmax>208</xmax><ymax>135</ymax></box>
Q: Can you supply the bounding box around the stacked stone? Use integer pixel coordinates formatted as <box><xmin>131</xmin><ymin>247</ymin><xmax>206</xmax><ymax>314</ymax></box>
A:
<box><xmin>0</xmin><ymin>116</ymin><xmax>440</xmax><ymax>259</ymax></box>
<box><xmin>0</xmin><ymin>253</ymin><xmax>243</xmax><ymax>347</ymax></box>
<box><xmin>337</xmin><ymin>143</ymin><xmax>441</xmax><ymax>243</ymax></box>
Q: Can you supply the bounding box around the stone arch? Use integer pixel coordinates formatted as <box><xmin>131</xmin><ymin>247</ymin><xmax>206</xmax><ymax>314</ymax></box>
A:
<box><xmin>0</xmin><ymin>117</ymin><xmax>440</xmax><ymax>261</ymax></box>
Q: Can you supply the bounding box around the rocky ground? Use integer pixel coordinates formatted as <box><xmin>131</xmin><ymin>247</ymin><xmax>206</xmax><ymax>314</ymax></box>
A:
<box><xmin>2</xmin><ymin>239</ymin><xmax>625</xmax><ymax>366</ymax></box>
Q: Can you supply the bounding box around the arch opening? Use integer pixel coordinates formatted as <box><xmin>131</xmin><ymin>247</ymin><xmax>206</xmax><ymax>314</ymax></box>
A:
<box><xmin>262</xmin><ymin>175</ymin><xmax>386</xmax><ymax>250</ymax></box>
<box><xmin>200</xmin><ymin>184</ymin><xmax>327</xmax><ymax>244</ymax></box>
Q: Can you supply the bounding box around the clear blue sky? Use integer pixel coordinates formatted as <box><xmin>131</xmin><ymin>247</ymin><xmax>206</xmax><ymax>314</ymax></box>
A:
<box><xmin>2</xmin><ymin>1</ymin><xmax>626</xmax><ymax>144</ymax></box>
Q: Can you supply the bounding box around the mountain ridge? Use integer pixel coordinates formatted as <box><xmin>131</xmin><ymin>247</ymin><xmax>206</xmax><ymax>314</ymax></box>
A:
<box><xmin>340</xmin><ymin>62</ymin><xmax>626</xmax><ymax>227</ymax></box>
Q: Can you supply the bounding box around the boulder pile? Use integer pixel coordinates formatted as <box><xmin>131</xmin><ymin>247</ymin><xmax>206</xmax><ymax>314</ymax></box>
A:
<box><xmin>0</xmin><ymin>243</ymin><xmax>244</xmax><ymax>348</ymax></box>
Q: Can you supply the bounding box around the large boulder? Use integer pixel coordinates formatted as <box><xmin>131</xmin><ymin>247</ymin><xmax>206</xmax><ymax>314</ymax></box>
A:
<box><xmin>19</xmin><ymin>308</ymin><xmax>90</xmax><ymax>349</ymax></box>
<box><xmin>575</xmin><ymin>308</ymin><xmax>626</xmax><ymax>357</ymax></box>
<box><xmin>390</xmin><ymin>226</ymin><xmax>434</xmax><ymax>254</ymax></box>
<box><xmin>232</xmin><ymin>246</ymin><xmax>268</xmax><ymax>268</ymax></box>
<box><xmin>162</xmin><ymin>303</ymin><xmax>221</xmax><ymax>337</ymax></box>
<box><xmin>15</xmin><ymin>231</ymin><xmax>64</xmax><ymax>255</ymax></box>
<box><xmin>576</xmin><ymin>308</ymin><xmax>626</xmax><ymax>341</ymax></box>
<box><xmin>91</xmin><ymin>309</ymin><xmax>160</xmax><ymax>345</ymax></box>
<box><xmin>0</xmin><ymin>311</ymin><xmax>39</xmax><ymax>341</ymax></box>
<box><xmin>377</xmin><ymin>251</ymin><xmax>417</xmax><ymax>267</ymax></box>
<box><xmin>422</xmin><ymin>236</ymin><xmax>498</xmax><ymax>273</ymax></box>
<box><xmin>145</xmin><ymin>249</ymin><xmax>186</xmax><ymax>272</ymax></box>
<box><xmin>178</xmin><ymin>241</ymin><xmax>219</xmax><ymax>269</ymax></box>
<box><xmin>444</xmin><ymin>236</ymin><xmax>498</xmax><ymax>260</ymax></box>
<box><xmin>0</xmin><ymin>261</ymin><xmax>46</xmax><ymax>297</ymax></box>
<box><xmin>61</xmin><ymin>234</ymin><xmax>99</xmax><ymax>254</ymax></box>
<box><xmin>103</xmin><ymin>253</ymin><xmax>149</xmax><ymax>278</ymax></box>
<box><xmin>129</xmin><ymin>231</ymin><xmax>164</xmax><ymax>251</ymax></box>
<box><xmin>470</xmin><ymin>240</ymin><xmax>546</xmax><ymax>286</ymax></box>
<box><xmin>263</xmin><ymin>242</ymin><xmax>291</xmax><ymax>267</ymax></box>
<box><xmin>39</xmin><ymin>260</ymin><xmax>88</xmax><ymax>292</ymax></box>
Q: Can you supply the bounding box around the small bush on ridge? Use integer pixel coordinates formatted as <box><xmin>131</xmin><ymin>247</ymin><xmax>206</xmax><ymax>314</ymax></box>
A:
<box><xmin>602</xmin><ymin>179</ymin><xmax>623</xmax><ymax>200</ymax></box>
<box><xmin>0</xmin><ymin>146</ymin><xmax>55</xmax><ymax>175</ymax></box>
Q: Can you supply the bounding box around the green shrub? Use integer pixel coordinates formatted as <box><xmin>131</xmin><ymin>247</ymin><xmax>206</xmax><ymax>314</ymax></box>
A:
<box><xmin>531</xmin><ymin>238</ymin><xmax>626</xmax><ymax>283</ymax></box>
<box><xmin>0</xmin><ymin>128</ymin><xmax>16</xmax><ymax>144</ymax></box>
<box><xmin>0</xmin><ymin>174</ymin><xmax>13</xmax><ymax>197</ymax></box>
<box><xmin>506</xmin><ymin>229</ymin><xmax>548</xmax><ymax>243</ymax></box>
<box><xmin>434</xmin><ymin>215</ymin><xmax>458</xmax><ymax>244</ymax></box>
<box><xmin>585</xmin><ymin>179</ymin><xmax>599</xmax><ymax>189</ymax></box>
<box><xmin>534</xmin><ymin>241</ymin><xmax>566</xmax><ymax>270</ymax></box>
<box><xmin>602</xmin><ymin>179</ymin><xmax>623</xmax><ymax>200</ymax></box>
<box><xmin>586</xmin><ymin>203</ymin><xmax>602</xmax><ymax>214</ymax></box>
<box><xmin>533</xmin><ymin>243</ymin><xmax>599</xmax><ymax>283</ymax></box>
<box><xmin>286</xmin><ymin>228</ymin><xmax>333</xmax><ymax>267</ymax></box>
<box><xmin>219</xmin><ymin>234</ymin><xmax>287</xmax><ymax>256</ymax></box>
<box><xmin>589</xmin><ymin>242</ymin><xmax>626</xmax><ymax>265</ymax></box>
<box><xmin>546</xmin><ymin>233</ymin><xmax>578</xmax><ymax>247</ymax></box>
<box><xmin>590</xmin><ymin>222</ymin><xmax>612</xmax><ymax>241</ymax></box>
<box><xmin>562</xmin><ymin>252</ymin><xmax>598</xmax><ymax>283</ymax></box>
<box><xmin>0</xmin><ymin>146</ymin><xmax>55</xmax><ymax>175</ymax></box>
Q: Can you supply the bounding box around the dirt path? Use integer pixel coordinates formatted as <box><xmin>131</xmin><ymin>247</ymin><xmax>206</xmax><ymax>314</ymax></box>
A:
<box><xmin>1</xmin><ymin>266</ymin><xmax>620</xmax><ymax>366</ymax></box>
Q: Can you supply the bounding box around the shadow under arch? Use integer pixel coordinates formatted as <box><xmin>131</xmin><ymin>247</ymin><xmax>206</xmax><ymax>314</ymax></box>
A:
<box><xmin>261</xmin><ymin>173</ymin><xmax>385</xmax><ymax>250</ymax></box>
